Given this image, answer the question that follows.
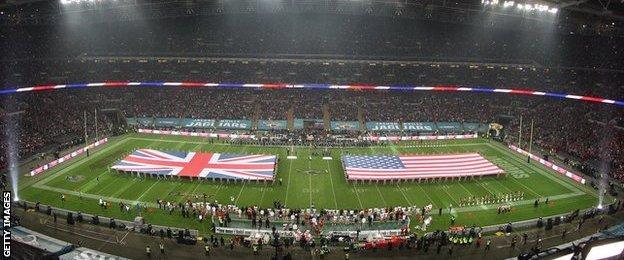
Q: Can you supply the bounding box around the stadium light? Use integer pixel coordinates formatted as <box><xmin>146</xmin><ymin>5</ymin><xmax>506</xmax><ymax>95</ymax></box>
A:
<box><xmin>60</xmin><ymin>0</ymin><xmax>119</xmax><ymax>5</ymax></box>
<box><xmin>486</xmin><ymin>0</ymin><xmax>558</xmax><ymax>15</ymax></box>
<box><xmin>3</xmin><ymin>114</ymin><xmax>20</xmax><ymax>204</ymax></box>
<box><xmin>503</xmin><ymin>1</ymin><xmax>515</xmax><ymax>8</ymax></box>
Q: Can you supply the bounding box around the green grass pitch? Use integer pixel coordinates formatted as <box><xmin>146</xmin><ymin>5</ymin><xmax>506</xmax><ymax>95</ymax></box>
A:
<box><xmin>18</xmin><ymin>133</ymin><xmax>600</xmax><ymax>235</ymax></box>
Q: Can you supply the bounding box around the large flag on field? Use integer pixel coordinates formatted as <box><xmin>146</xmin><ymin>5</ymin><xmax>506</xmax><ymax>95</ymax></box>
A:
<box><xmin>342</xmin><ymin>153</ymin><xmax>503</xmax><ymax>181</ymax></box>
<box><xmin>112</xmin><ymin>149</ymin><xmax>276</xmax><ymax>180</ymax></box>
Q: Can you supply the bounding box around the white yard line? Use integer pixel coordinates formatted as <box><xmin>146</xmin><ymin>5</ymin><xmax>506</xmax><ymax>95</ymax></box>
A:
<box><xmin>374</xmin><ymin>185</ymin><xmax>388</xmax><ymax>207</ymax></box>
<box><xmin>88</xmin><ymin>176</ymin><xmax>125</xmax><ymax>195</ymax></box>
<box><xmin>307</xmin><ymin>152</ymin><xmax>313</xmax><ymax>207</ymax></box>
<box><xmin>441</xmin><ymin>185</ymin><xmax>460</xmax><ymax>207</ymax></box>
<box><xmin>476</xmin><ymin>181</ymin><xmax>502</xmax><ymax>197</ymax></box>
<box><xmin>492</xmin><ymin>178</ymin><xmax>515</xmax><ymax>193</ymax></box>
<box><xmin>309</xmin><ymin>175</ymin><xmax>313</xmax><ymax>207</ymax></box>
<box><xmin>457</xmin><ymin>182</ymin><xmax>477</xmax><ymax>199</ymax></box>
<box><xmin>284</xmin><ymin>147</ymin><xmax>294</xmax><ymax>207</ymax></box>
<box><xmin>136</xmin><ymin>180</ymin><xmax>161</xmax><ymax>202</ymax></box>
<box><xmin>110</xmin><ymin>178</ymin><xmax>141</xmax><ymax>198</ymax></box>
<box><xmin>490</xmin><ymin>156</ymin><xmax>543</xmax><ymax>197</ymax></box>
<box><xmin>234</xmin><ymin>182</ymin><xmax>246</xmax><ymax>205</ymax></box>
<box><xmin>326</xmin><ymin>160</ymin><xmax>339</xmax><ymax>209</ymax></box>
<box><xmin>189</xmin><ymin>181</ymin><xmax>202</xmax><ymax>195</ymax></box>
<box><xmin>395</xmin><ymin>185</ymin><xmax>414</xmax><ymax>206</ymax></box>
<box><xmin>507</xmin><ymin>174</ymin><xmax>543</xmax><ymax>197</ymax></box>
<box><xmin>416</xmin><ymin>184</ymin><xmax>438</xmax><ymax>208</ymax></box>
<box><xmin>352</xmin><ymin>185</ymin><xmax>364</xmax><ymax>209</ymax></box>
<box><xmin>258</xmin><ymin>182</ymin><xmax>268</xmax><ymax>206</ymax></box>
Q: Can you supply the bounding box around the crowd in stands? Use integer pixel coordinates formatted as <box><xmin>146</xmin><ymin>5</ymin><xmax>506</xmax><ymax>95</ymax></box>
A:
<box><xmin>0</xmin><ymin>91</ymin><xmax>112</xmax><ymax>170</ymax></box>
<box><xmin>3</xmin><ymin>59</ymin><xmax>623</xmax><ymax>99</ymax></box>
<box><xmin>2</xmin><ymin>15</ymin><xmax>624</xmax><ymax>70</ymax></box>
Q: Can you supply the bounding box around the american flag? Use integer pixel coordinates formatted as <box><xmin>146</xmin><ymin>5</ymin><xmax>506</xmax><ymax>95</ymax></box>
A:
<box><xmin>343</xmin><ymin>153</ymin><xmax>503</xmax><ymax>181</ymax></box>
<box><xmin>112</xmin><ymin>149</ymin><xmax>276</xmax><ymax>180</ymax></box>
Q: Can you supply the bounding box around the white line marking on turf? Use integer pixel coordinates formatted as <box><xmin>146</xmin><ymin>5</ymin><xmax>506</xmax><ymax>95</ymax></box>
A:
<box><xmin>258</xmin><ymin>182</ymin><xmax>269</xmax><ymax>207</ymax></box>
<box><xmin>491</xmin><ymin>155</ymin><xmax>543</xmax><ymax>197</ymax></box>
<box><xmin>416</xmin><ymin>184</ymin><xmax>438</xmax><ymax>208</ymax></box>
<box><xmin>326</xmin><ymin>160</ymin><xmax>339</xmax><ymax>209</ymax></box>
<box><xmin>492</xmin><ymin>177</ymin><xmax>515</xmax><ymax>193</ymax></box>
<box><xmin>441</xmin><ymin>184</ymin><xmax>460</xmax><ymax>207</ymax></box>
<box><xmin>87</xmin><ymin>175</ymin><xmax>120</xmax><ymax>194</ymax></box>
<box><xmin>506</xmin><ymin>172</ymin><xmax>542</xmax><ymax>197</ymax></box>
<box><xmin>456</xmin><ymin>181</ymin><xmax>477</xmax><ymax>200</ymax></box>
<box><xmin>396</xmin><ymin>184</ymin><xmax>413</xmax><ymax>206</ymax></box>
<box><xmin>284</xmin><ymin>147</ymin><xmax>294</xmax><ymax>207</ymax></box>
<box><xmin>234</xmin><ymin>182</ymin><xmax>246</xmax><ymax>205</ymax></box>
<box><xmin>308</xmin><ymin>156</ymin><xmax>313</xmax><ymax>207</ymax></box>
<box><xmin>374</xmin><ymin>185</ymin><xmax>388</xmax><ymax>207</ymax></box>
<box><xmin>189</xmin><ymin>181</ymin><xmax>202</xmax><ymax>196</ymax></box>
<box><xmin>110</xmin><ymin>177</ymin><xmax>141</xmax><ymax>198</ymax></box>
<box><xmin>475</xmin><ymin>181</ymin><xmax>498</xmax><ymax>197</ymax></box>
<box><xmin>352</xmin><ymin>185</ymin><xmax>364</xmax><ymax>209</ymax></box>
<box><xmin>136</xmin><ymin>180</ymin><xmax>161</xmax><ymax>202</ymax></box>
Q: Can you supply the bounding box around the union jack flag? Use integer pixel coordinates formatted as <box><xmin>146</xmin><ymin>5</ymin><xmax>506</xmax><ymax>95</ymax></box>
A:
<box><xmin>112</xmin><ymin>149</ymin><xmax>276</xmax><ymax>180</ymax></box>
<box><xmin>343</xmin><ymin>153</ymin><xmax>503</xmax><ymax>181</ymax></box>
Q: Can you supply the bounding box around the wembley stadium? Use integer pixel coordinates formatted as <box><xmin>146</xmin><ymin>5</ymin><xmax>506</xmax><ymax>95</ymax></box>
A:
<box><xmin>1</xmin><ymin>0</ymin><xmax>624</xmax><ymax>259</ymax></box>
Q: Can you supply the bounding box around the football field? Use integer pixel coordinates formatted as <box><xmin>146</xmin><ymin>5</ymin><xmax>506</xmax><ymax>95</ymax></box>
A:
<box><xmin>18</xmin><ymin>133</ymin><xmax>600</xmax><ymax>234</ymax></box>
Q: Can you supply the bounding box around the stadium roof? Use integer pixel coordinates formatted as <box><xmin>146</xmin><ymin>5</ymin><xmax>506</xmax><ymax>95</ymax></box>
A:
<box><xmin>1</xmin><ymin>0</ymin><xmax>623</xmax><ymax>25</ymax></box>
<box><xmin>549</xmin><ymin>0</ymin><xmax>624</xmax><ymax>20</ymax></box>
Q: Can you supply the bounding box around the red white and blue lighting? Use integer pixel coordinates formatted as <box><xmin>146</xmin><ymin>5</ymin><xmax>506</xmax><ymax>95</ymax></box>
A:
<box><xmin>1</xmin><ymin>82</ymin><xmax>622</xmax><ymax>107</ymax></box>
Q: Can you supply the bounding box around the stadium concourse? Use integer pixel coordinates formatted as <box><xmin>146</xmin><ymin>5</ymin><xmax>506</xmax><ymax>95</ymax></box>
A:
<box><xmin>2</xmin><ymin>0</ymin><xmax>624</xmax><ymax>259</ymax></box>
